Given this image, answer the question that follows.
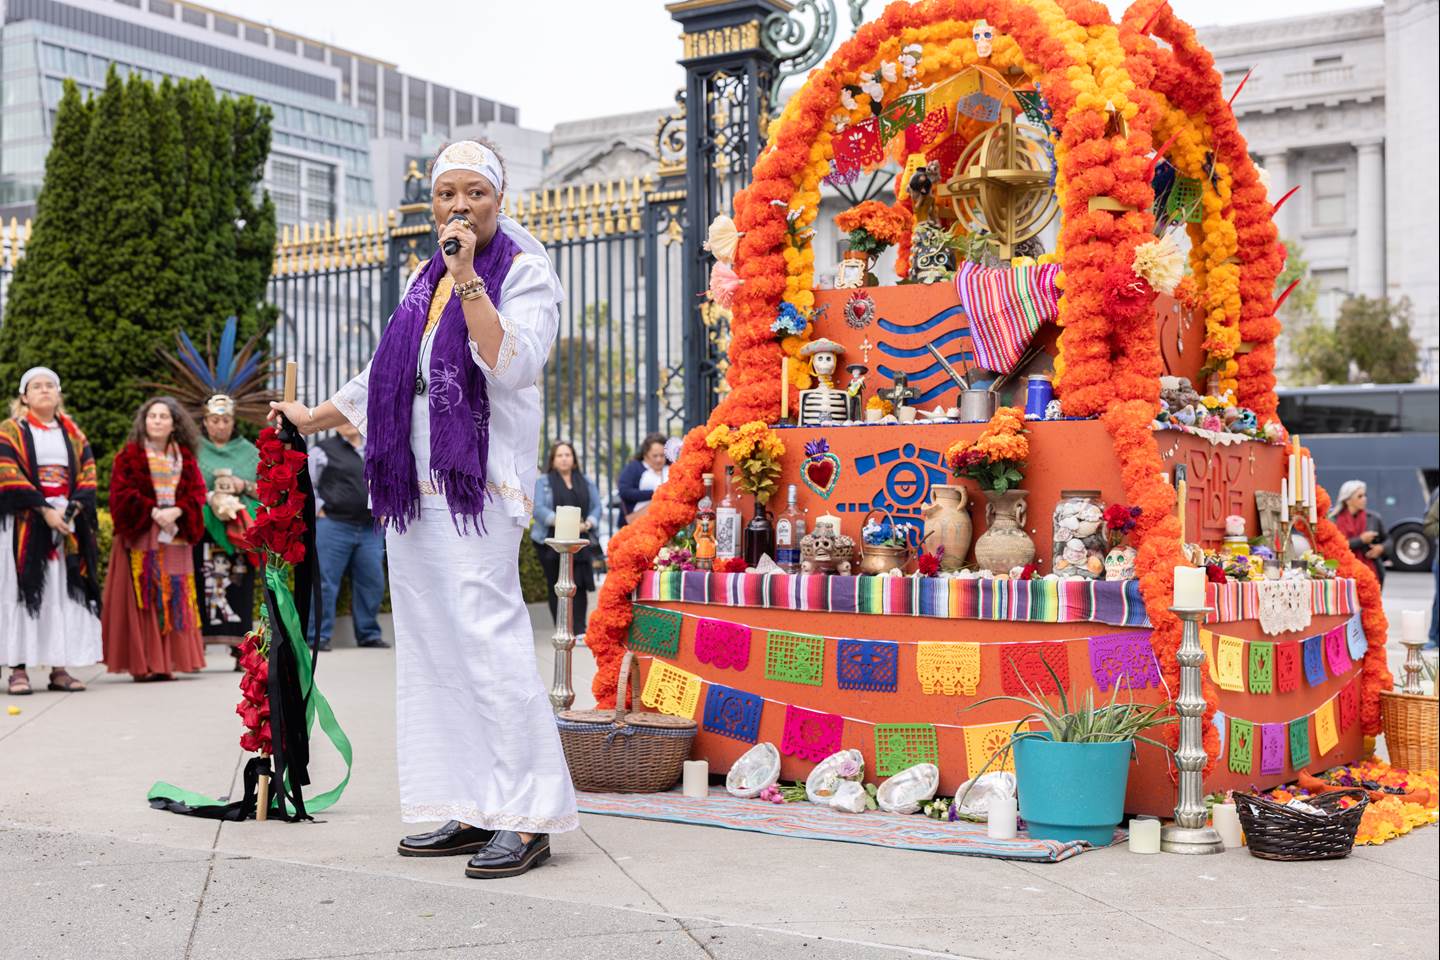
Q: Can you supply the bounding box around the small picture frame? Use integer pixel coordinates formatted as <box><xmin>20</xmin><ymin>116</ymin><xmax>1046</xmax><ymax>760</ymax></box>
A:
<box><xmin>834</xmin><ymin>258</ymin><xmax>866</xmax><ymax>290</ymax></box>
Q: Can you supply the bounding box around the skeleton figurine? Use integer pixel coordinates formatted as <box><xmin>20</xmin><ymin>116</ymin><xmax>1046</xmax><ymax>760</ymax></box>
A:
<box><xmin>908</xmin><ymin>160</ymin><xmax>941</xmax><ymax>224</ymax></box>
<box><xmin>909</xmin><ymin>221</ymin><xmax>957</xmax><ymax>283</ymax></box>
<box><xmin>797</xmin><ymin>338</ymin><xmax>851</xmax><ymax>426</ymax></box>
<box><xmin>845</xmin><ymin>363</ymin><xmax>868</xmax><ymax>421</ymax></box>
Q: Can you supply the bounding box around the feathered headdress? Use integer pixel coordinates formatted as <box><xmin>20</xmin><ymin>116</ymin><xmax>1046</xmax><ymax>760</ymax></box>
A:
<box><xmin>149</xmin><ymin>316</ymin><xmax>279</xmax><ymax>424</ymax></box>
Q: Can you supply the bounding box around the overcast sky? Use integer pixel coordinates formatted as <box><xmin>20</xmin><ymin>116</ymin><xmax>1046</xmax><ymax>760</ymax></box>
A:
<box><xmin>209</xmin><ymin>0</ymin><xmax>1371</xmax><ymax>130</ymax></box>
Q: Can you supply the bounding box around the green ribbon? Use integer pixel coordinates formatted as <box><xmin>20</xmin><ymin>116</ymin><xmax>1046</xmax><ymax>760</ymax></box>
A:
<box><xmin>146</xmin><ymin>561</ymin><xmax>353</xmax><ymax>815</ymax></box>
<box><xmin>202</xmin><ymin>505</ymin><xmax>235</xmax><ymax>554</ymax></box>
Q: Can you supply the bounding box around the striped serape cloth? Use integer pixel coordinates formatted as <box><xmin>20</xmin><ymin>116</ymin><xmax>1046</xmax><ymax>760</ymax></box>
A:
<box><xmin>954</xmin><ymin>261</ymin><xmax>1061</xmax><ymax>373</ymax></box>
<box><xmin>634</xmin><ymin>571</ymin><xmax>1152</xmax><ymax>628</ymax></box>
<box><xmin>1204</xmin><ymin>578</ymin><xmax>1358</xmax><ymax>624</ymax></box>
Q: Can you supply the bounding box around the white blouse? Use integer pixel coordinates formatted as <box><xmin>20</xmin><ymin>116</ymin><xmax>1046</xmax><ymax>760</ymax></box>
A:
<box><xmin>330</xmin><ymin>253</ymin><xmax>560</xmax><ymax>528</ymax></box>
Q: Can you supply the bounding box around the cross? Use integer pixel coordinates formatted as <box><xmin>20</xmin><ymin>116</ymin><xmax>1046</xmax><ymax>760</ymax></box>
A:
<box><xmin>935</xmin><ymin>107</ymin><xmax>1055</xmax><ymax>259</ymax></box>
<box><xmin>859</xmin><ymin>336</ymin><xmax>873</xmax><ymax>364</ymax></box>
<box><xmin>1248</xmin><ymin>445</ymin><xmax>1257</xmax><ymax>476</ymax></box>
<box><xmin>878</xmin><ymin>372</ymin><xmax>918</xmax><ymax>410</ymax></box>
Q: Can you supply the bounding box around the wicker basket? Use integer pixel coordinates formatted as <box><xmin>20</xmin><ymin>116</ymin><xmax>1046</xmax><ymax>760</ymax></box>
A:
<box><xmin>1380</xmin><ymin>690</ymin><xmax>1439</xmax><ymax>772</ymax></box>
<box><xmin>556</xmin><ymin>651</ymin><xmax>696</xmax><ymax>793</ymax></box>
<box><xmin>1232</xmin><ymin>788</ymin><xmax>1369</xmax><ymax>861</ymax></box>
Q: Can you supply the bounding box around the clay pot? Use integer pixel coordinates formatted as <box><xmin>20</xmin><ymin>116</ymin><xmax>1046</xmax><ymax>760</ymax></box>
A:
<box><xmin>923</xmin><ymin>484</ymin><xmax>973</xmax><ymax>572</ymax></box>
<box><xmin>974</xmin><ymin>489</ymin><xmax>1036</xmax><ymax>574</ymax></box>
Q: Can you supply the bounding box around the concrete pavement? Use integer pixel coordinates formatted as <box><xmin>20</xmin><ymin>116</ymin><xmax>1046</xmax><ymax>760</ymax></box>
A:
<box><xmin>2</xmin><ymin>580</ymin><xmax>1437</xmax><ymax>960</ymax></box>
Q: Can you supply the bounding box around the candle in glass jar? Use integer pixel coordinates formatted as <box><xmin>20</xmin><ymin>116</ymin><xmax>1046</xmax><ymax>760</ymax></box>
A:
<box><xmin>1174</xmin><ymin>565</ymin><xmax>1206</xmax><ymax>609</ymax></box>
<box><xmin>987</xmin><ymin>795</ymin><xmax>1018</xmax><ymax>839</ymax></box>
<box><xmin>554</xmin><ymin>505</ymin><xmax>582</xmax><ymax>541</ymax></box>
<box><xmin>1128</xmin><ymin>817</ymin><xmax>1161</xmax><ymax>854</ymax></box>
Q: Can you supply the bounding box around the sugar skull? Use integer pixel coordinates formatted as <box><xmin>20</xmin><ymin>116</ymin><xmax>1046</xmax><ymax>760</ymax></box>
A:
<box><xmin>1044</xmin><ymin>399</ymin><xmax>1063</xmax><ymax>420</ymax></box>
<box><xmin>1104</xmin><ymin>545</ymin><xmax>1137</xmax><ymax>581</ymax></box>
<box><xmin>972</xmin><ymin>19</ymin><xmax>994</xmax><ymax>58</ymax></box>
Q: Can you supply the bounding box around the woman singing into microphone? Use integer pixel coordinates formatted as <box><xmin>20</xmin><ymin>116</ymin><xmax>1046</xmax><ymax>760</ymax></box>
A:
<box><xmin>270</xmin><ymin>139</ymin><xmax>575</xmax><ymax>879</ymax></box>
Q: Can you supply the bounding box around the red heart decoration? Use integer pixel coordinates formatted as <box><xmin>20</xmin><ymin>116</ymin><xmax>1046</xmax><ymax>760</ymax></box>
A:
<box><xmin>805</xmin><ymin>457</ymin><xmax>834</xmax><ymax>490</ymax></box>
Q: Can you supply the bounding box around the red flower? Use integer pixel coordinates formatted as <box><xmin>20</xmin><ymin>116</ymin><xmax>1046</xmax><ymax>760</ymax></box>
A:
<box><xmin>240</xmin><ymin>731</ymin><xmax>262</xmax><ymax>753</ymax></box>
<box><xmin>1205</xmin><ymin>563</ymin><xmax>1227</xmax><ymax>584</ymax></box>
<box><xmin>916</xmin><ymin>552</ymin><xmax>941</xmax><ymax>576</ymax></box>
<box><xmin>281</xmin><ymin>541</ymin><xmax>307</xmax><ymax>565</ymax></box>
<box><xmin>283</xmin><ymin>449</ymin><xmax>307</xmax><ymax>470</ymax></box>
<box><xmin>269</xmin><ymin>464</ymin><xmax>296</xmax><ymax>487</ymax></box>
<box><xmin>717</xmin><ymin>557</ymin><xmax>748</xmax><ymax>574</ymax></box>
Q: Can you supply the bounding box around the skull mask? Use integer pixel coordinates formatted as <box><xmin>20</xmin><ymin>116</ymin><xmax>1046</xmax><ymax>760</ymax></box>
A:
<box><xmin>972</xmin><ymin>19</ymin><xmax>994</xmax><ymax>57</ymax></box>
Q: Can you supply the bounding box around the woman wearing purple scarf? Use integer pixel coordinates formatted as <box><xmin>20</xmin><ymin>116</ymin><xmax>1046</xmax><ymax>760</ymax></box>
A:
<box><xmin>271</xmin><ymin>139</ymin><xmax>575</xmax><ymax>879</ymax></box>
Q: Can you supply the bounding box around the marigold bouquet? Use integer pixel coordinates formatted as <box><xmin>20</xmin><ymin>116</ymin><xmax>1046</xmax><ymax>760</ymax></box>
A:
<box><xmin>946</xmin><ymin>406</ymin><xmax>1029</xmax><ymax>494</ymax></box>
<box><xmin>835</xmin><ymin>200</ymin><xmax>912</xmax><ymax>258</ymax></box>
<box><xmin>705</xmin><ymin>421</ymin><xmax>786</xmax><ymax>505</ymax></box>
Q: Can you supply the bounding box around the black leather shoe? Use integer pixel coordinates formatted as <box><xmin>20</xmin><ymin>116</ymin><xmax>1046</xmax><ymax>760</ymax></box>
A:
<box><xmin>397</xmin><ymin>820</ymin><xmax>495</xmax><ymax>857</ymax></box>
<box><xmin>357</xmin><ymin>638</ymin><xmax>391</xmax><ymax>649</ymax></box>
<box><xmin>464</xmin><ymin>832</ymin><xmax>550</xmax><ymax>878</ymax></box>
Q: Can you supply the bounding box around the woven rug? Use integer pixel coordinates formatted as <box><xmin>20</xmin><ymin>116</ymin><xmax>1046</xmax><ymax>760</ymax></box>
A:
<box><xmin>577</xmin><ymin>787</ymin><xmax>1117</xmax><ymax>862</ymax></box>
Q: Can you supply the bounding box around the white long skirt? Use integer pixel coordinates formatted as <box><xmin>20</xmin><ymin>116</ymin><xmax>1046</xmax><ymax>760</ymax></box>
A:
<box><xmin>0</xmin><ymin>517</ymin><xmax>102</xmax><ymax>668</ymax></box>
<box><xmin>388</xmin><ymin>510</ymin><xmax>579</xmax><ymax>834</ymax></box>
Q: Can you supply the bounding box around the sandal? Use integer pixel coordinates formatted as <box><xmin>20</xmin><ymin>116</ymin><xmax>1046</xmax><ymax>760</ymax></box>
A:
<box><xmin>47</xmin><ymin>670</ymin><xmax>86</xmax><ymax>692</ymax></box>
<box><xmin>7</xmin><ymin>671</ymin><xmax>32</xmax><ymax>696</ymax></box>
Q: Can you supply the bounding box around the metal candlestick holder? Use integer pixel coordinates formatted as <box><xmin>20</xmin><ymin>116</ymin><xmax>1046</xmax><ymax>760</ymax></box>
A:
<box><xmin>1162</xmin><ymin>605</ymin><xmax>1225</xmax><ymax>855</ymax></box>
<box><xmin>544</xmin><ymin>538</ymin><xmax>588</xmax><ymax>713</ymax></box>
<box><xmin>1399</xmin><ymin>633</ymin><xmax>1430</xmax><ymax>695</ymax></box>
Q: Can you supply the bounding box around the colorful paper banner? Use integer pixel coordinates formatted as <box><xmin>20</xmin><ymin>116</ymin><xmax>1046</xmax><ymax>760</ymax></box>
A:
<box><xmin>641</xmin><ymin>661</ymin><xmax>702</xmax><ymax>719</ymax></box>
<box><xmin>780</xmin><ymin>704</ymin><xmax>844</xmax><ymax>762</ymax></box>
<box><xmin>880</xmin><ymin>91</ymin><xmax>927</xmax><ymax>140</ymax></box>
<box><xmin>1314</xmin><ymin>698</ymin><xmax>1339</xmax><ymax>757</ymax></box>
<box><xmin>1260</xmin><ymin>722</ymin><xmax>1286</xmax><ymax>775</ymax></box>
<box><xmin>916</xmin><ymin>642</ymin><xmax>981</xmax><ymax>696</ymax></box>
<box><xmin>1014</xmin><ymin>88</ymin><xmax>1051</xmax><ymax>130</ymax></box>
<box><xmin>693</xmin><ymin>617</ymin><xmax>750</xmax><ymax>671</ymax></box>
<box><xmin>627</xmin><ymin>604</ymin><xmax>683</xmax><ymax>657</ymax></box>
<box><xmin>1229</xmin><ymin>717</ymin><xmax>1254</xmax><ymax>774</ymax></box>
<box><xmin>1302</xmin><ymin>635</ymin><xmax>1327</xmax><ymax>686</ymax></box>
<box><xmin>1200</xmin><ymin>630</ymin><xmax>1220</xmax><ymax>683</ymax></box>
<box><xmin>963</xmin><ymin>721</ymin><xmax>1017</xmax><ymax>775</ymax></box>
<box><xmin>1088</xmin><ymin>632</ymin><xmax>1162</xmax><ymax>692</ymax></box>
<box><xmin>1324</xmin><ymin>626</ymin><xmax>1353</xmax><ymax>677</ymax></box>
<box><xmin>702</xmin><ymin>683</ymin><xmax>763</xmax><ymax>743</ymax></box>
<box><xmin>1248</xmin><ymin>640</ymin><xmax>1274</xmax><ymax>694</ymax></box>
<box><xmin>1216</xmin><ymin>634</ymin><xmax>1246</xmax><ymax>692</ymax></box>
<box><xmin>836</xmin><ymin>639</ymin><xmax>899</xmax><ymax>692</ymax></box>
<box><xmin>955</xmin><ymin>91</ymin><xmax>1001</xmax><ymax>122</ymax></box>
<box><xmin>1275</xmin><ymin>640</ymin><xmax>1300</xmax><ymax>693</ymax></box>
<box><xmin>875</xmin><ymin>723</ymin><xmax>940</xmax><ymax>776</ymax></box>
<box><xmin>904</xmin><ymin>105</ymin><xmax>949</xmax><ymax>153</ymax></box>
<box><xmin>765</xmin><ymin>630</ymin><xmax>825</xmax><ymax>686</ymax></box>
<box><xmin>1288</xmin><ymin>716</ymin><xmax>1311</xmax><ymax>769</ymax></box>
<box><xmin>833</xmin><ymin>117</ymin><xmax>883</xmax><ymax>171</ymax></box>
<box><xmin>1345</xmin><ymin>614</ymin><xmax>1367</xmax><ymax>661</ymax></box>
<box><xmin>1000</xmin><ymin>643</ymin><xmax>1070</xmax><ymax>696</ymax></box>
<box><xmin>1338</xmin><ymin>682</ymin><xmax>1359</xmax><ymax>732</ymax></box>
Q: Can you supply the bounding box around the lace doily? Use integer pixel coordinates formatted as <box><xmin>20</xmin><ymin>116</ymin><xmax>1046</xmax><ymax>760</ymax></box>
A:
<box><xmin>1288</xmin><ymin>717</ymin><xmax>1311</xmax><ymax>770</ymax></box>
<box><xmin>627</xmin><ymin>605</ymin><xmax>683</xmax><ymax>657</ymax></box>
<box><xmin>836</xmin><ymin>639</ymin><xmax>899</xmax><ymax>692</ymax></box>
<box><xmin>915</xmin><ymin>643</ymin><xmax>981</xmax><ymax>696</ymax></box>
<box><xmin>1260</xmin><ymin>723</ymin><xmax>1285</xmax><ymax>775</ymax></box>
<box><xmin>1228</xmin><ymin>718</ymin><xmax>1254</xmax><ymax>774</ymax></box>
<box><xmin>780</xmin><ymin>704</ymin><xmax>844</xmax><ymax>762</ymax></box>
<box><xmin>1247</xmin><ymin>640</ymin><xmax>1273</xmax><ymax>694</ymax></box>
<box><xmin>1256</xmin><ymin>578</ymin><xmax>1311</xmax><ymax>636</ymax></box>
<box><xmin>694</xmin><ymin>618</ymin><xmax>750</xmax><ymax>671</ymax></box>
<box><xmin>702</xmin><ymin>683</ymin><xmax>763</xmax><ymax>743</ymax></box>
<box><xmin>874</xmin><ymin>723</ymin><xmax>939</xmax><ymax>777</ymax></box>
<box><xmin>963</xmin><ymin>721</ymin><xmax>1016</xmax><ymax>775</ymax></box>
<box><xmin>640</xmin><ymin>661</ymin><xmax>702</xmax><ymax>719</ymax></box>
<box><xmin>1275</xmin><ymin>640</ymin><xmax>1300</xmax><ymax>693</ymax></box>
<box><xmin>765</xmin><ymin>630</ymin><xmax>825</xmax><ymax>686</ymax></box>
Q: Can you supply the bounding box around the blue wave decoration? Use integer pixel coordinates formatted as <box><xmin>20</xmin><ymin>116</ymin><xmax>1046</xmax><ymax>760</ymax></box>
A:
<box><xmin>873</xmin><ymin>367</ymin><xmax>962</xmax><ymax>406</ymax></box>
<box><xmin>877</xmin><ymin>328</ymin><xmax>972</xmax><ymax>359</ymax></box>
<box><xmin>877</xmin><ymin>305</ymin><xmax>967</xmax><ymax>335</ymax></box>
<box><xmin>875</xmin><ymin>353</ymin><xmax>972</xmax><ymax>382</ymax></box>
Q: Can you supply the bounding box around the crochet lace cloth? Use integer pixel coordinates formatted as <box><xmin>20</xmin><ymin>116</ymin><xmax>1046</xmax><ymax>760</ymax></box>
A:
<box><xmin>1256</xmin><ymin>578</ymin><xmax>1312</xmax><ymax>636</ymax></box>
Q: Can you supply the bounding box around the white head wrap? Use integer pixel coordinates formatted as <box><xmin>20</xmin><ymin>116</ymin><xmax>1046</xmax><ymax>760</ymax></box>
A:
<box><xmin>430</xmin><ymin>140</ymin><xmax>505</xmax><ymax>195</ymax></box>
<box><xmin>1331</xmin><ymin>480</ymin><xmax>1366</xmax><ymax>517</ymax></box>
<box><xmin>18</xmin><ymin>366</ymin><xmax>60</xmax><ymax>396</ymax></box>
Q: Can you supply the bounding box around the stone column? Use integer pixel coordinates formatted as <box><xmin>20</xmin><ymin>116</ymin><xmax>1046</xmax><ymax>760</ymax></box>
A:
<box><xmin>1355</xmin><ymin>139</ymin><xmax>1385</xmax><ymax>299</ymax></box>
<box><xmin>1262</xmin><ymin>151</ymin><xmax>1291</xmax><ymax>242</ymax></box>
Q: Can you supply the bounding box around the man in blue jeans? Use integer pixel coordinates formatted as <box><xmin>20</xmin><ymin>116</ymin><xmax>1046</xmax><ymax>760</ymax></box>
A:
<box><xmin>309</xmin><ymin>421</ymin><xmax>388</xmax><ymax>651</ymax></box>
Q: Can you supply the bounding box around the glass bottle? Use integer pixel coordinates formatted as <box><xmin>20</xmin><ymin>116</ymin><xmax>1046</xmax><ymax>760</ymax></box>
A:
<box><xmin>743</xmin><ymin>496</ymin><xmax>775</xmax><ymax>569</ymax></box>
<box><xmin>715</xmin><ymin>466</ymin><xmax>741</xmax><ymax>561</ymax></box>
<box><xmin>774</xmin><ymin>484</ymin><xmax>807</xmax><ymax>574</ymax></box>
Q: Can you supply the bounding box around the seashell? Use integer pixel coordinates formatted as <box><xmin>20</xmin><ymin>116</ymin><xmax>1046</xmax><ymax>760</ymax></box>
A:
<box><xmin>726</xmin><ymin>742</ymin><xmax>781</xmax><ymax>798</ymax></box>
<box><xmin>1086</xmin><ymin>554</ymin><xmax>1105</xmax><ymax>575</ymax></box>
<box><xmin>954</xmin><ymin>771</ymin><xmax>1016</xmax><ymax>817</ymax></box>
<box><xmin>806</xmin><ymin>748</ymin><xmax>865</xmax><ymax>804</ymax></box>
<box><xmin>831</xmin><ymin>780</ymin><xmax>870</xmax><ymax>813</ymax></box>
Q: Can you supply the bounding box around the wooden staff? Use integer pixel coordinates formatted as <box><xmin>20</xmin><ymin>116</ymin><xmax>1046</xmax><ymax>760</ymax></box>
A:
<box><xmin>283</xmin><ymin>360</ymin><xmax>297</xmax><ymax>405</ymax></box>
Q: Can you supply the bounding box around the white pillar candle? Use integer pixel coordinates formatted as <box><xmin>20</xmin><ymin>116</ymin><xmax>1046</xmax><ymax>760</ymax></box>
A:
<box><xmin>1212</xmin><ymin>803</ymin><xmax>1243</xmax><ymax>848</ymax></box>
<box><xmin>1280</xmin><ymin>479</ymin><xmax>1289</xmax><ymax>522</ymax></box>
<box><xmin>554</xmin><ymin>505</ymin><xmax>583</xmax><ymax>541</ymax></box>
<box><xmin>1128</xmin><ymin>817</ymin><xmax>1161</xmax><ymax>854</ymax></box>
<box><xmin>1174</xmin><ymin>565</ymin><xmax>1206</xmax><ymax>609</ymax></box>
<box><xmin>682</xmin><ymin>760</ymin><xmax>709</xmax><ymax>799</ymax></box>
<box><xmin>816</xmin><ymin>514</ymin><xmax>841</xmax><ymax>535</ymax></box>
<box><xmin>1402</xmin><ymin>610</ymin><xmax>1427</xmax><ymax>644</ymax></box>
<box><xmin>987</xmin><ymin>795</ymin><xmax>1018</xmax><ymax>840</ymax></box>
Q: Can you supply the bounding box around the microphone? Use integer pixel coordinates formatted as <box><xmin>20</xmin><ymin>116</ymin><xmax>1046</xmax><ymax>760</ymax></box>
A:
<box><xmin>442</xmin><ymin>213</ymin><xmax>470</xmax><ymax>256</ymax></box>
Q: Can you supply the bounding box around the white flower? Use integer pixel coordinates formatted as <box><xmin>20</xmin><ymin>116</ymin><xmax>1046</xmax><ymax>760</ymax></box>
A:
<box><xmin>860</xmin><ymin>79</ymin><xmax>884</xmax><ymax>102</ymax></box>
<box><xmin>839</xmin><ymin>89</ymin><xmax>858</xmax><ymax>111</ymax></box>
<box><xmin>880</xmin><ymin>61</ymin><xmax>898</xmax><ymax>84</ymax></box>
<box><xmin>1132</xmin><ymin>234</ymin><xmax>1184</xmax><ymax>295</ymax></box>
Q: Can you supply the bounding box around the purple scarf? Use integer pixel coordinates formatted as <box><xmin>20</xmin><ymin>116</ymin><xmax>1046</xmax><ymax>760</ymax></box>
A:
<box><xmin>365</xmin><ymin>227</ymin><xmax>521</xmax><ymax>532</ymax></box>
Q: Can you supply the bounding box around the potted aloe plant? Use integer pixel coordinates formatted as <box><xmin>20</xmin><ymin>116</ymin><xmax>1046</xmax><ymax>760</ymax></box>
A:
<box><xmin>961</xmin><ymin>666</ymin><xmax>1174</xmax><ymax>844</ymax></box>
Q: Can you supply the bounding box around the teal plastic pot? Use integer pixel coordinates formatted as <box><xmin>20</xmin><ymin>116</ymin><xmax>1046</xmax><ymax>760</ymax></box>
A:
<box><xmin>1013</xmin><ymin>735</ymin><xmax>1133</xmax><ymax>845</ymax></box>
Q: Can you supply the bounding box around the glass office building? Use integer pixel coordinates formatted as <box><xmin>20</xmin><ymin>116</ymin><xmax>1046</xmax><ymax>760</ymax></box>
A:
<box><xmin>0</xmin><ymin>0</ymin><xmax>520</xmax><ymax>224</ymax></box>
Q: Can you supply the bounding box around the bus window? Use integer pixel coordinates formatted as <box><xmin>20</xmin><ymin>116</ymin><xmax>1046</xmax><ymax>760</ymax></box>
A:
<box><xmin>1400</xmin><ymin>393</ymin><xmax>1439</xmax><ymax>436</ymax></box>
<box><xmin>1299</xmin><ymin>391</ymin><xmax>1400</xmax><ymax>434</ymax></box>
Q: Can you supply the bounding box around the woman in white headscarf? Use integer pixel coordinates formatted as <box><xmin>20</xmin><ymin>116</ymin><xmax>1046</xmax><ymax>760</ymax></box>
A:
<box><xmin>270</xmin><ymin>139</ymin><xmax>575</xmax><ymax>879</ymax></box>
<box><xmin>1330</xmin><ymin>479</ymin><xmax>1387</xmax><ymax>585</ymax></box>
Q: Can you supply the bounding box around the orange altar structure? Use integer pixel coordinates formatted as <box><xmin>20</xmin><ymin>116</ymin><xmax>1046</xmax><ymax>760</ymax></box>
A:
<box><xmin>586</xmin><ymin>0</ymin><xmax>1391</xmax><ymax>818</ymax></box>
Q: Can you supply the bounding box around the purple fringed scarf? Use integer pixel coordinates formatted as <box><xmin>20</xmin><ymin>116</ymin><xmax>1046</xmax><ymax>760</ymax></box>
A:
<box><xmin>365</xmin><ymin>227</ymin><xmax>521</xmax><ymax>532</ymax></box>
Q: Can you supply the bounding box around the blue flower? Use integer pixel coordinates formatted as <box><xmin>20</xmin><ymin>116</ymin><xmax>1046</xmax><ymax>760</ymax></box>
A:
<box><xmin>772</xmin><ymin>302</ymin><xmax>808</xmax><ymax>337</ymax></box>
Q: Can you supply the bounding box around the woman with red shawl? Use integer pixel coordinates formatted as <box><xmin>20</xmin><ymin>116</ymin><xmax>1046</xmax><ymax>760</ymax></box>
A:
<box><xmin>1331</xmin><ymin>479</ymin><xmax>1388</xmax><ymax>587</ymax></box>
<box><xmin>101</xmin><ymin>396</ymin><xmax>208</xmax><ymax>680</ymax></box>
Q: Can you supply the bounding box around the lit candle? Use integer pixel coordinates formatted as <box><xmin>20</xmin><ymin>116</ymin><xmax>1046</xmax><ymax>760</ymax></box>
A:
<box><xmin>1289</xmin><ymin>452</ymin><xmax>1299</xmax><ymax>495</ymax></box>
<box><xmin>1212</xmin><ymin>802</ymin><xmax>1243</xmax><ymax>848</ymax></box>
<box><xmin>1174</xmin><ymin>565</ymin><xmax>1206</xmax><ymax>609</ymax></box>
<box><xmin>682</xmin><ymin>760</ymin><xmax>709</xmax><ymax>799</ymax></box>
<box><xmin>1128</xmin><ymin>817</ymin><xmax>1161</xmax><ymax>854</ymax></box>
<box><xmin>1280</xmin><ymin>479</ymin><xmax>1289</xmax><ymax>523</ymax></box>
<box><xmin>1402</xmin><ymin>610</ymin><xmax>1426</xmax><ymax>644</ymax></box>
<box><xmin>780</xmin><ymin>358</ymin><xmax>790</xmax><ymax>421</ymax></box>
<box><xmin>987</xmin><ymin>794</ymin><xmax>1018</xmax><ymax>839</ymax></box>
<box><xmin>554</xmin><ymin>505</ymin><xmax>582</xmax><ymax>541</ymax></box>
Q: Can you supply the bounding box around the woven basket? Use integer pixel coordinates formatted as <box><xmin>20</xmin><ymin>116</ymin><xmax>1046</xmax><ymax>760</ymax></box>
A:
<box><xmin>1380</xmin><ymin>690</ymin><xmax>1439</xmax><ymax>772</ymax></box>
<box><xmin>556</xmin><ymin>651</ymin><xmax>696</xmax><ymax>793</ymax></box>
<box><xmin>1232</xmin><ymin>788</ymin><xmax>1368</xmax><ymax>861</ymax></box>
